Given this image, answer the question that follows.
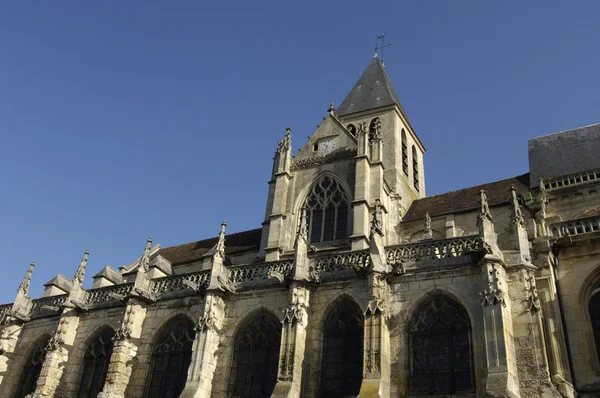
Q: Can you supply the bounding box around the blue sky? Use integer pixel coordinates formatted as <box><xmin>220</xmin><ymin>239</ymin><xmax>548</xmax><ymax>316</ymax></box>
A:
<box><xmin>1</xmin><ymin>1</ymin><xmax>598</xmax><ymax>303</ymax></box>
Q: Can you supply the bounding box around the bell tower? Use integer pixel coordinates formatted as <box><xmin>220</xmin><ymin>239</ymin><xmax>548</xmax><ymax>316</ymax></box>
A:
<box><xmin>336</xmin><ymin>54</ymin><xmax>426</xmax><ymax>213</ymax></box>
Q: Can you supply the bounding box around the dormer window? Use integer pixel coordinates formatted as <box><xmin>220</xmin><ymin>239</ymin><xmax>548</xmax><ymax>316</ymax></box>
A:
<box><xmin>304</xmin><ymin>175</ymin><xmax>349</xmax><ymax>243</ymax></box>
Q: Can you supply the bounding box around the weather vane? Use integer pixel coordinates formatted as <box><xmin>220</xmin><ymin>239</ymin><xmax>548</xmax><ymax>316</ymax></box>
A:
<box><xmin>374</xmin><ymin>33</ymin><xmax>392</xmax><ymax>62</ymax></box>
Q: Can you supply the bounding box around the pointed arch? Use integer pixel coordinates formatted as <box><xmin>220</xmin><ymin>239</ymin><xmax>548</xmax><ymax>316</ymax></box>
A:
<box><xmin>76</xmin><ymin>326</ymin><xmax>115</xmax><ymax>398</ymax></box>
<box><xmin>301</xmin><ymin>174</ymin><xmax>350</xmax><ymax>244</ymax></box>
<box><xmin>144</xmin><ymin>316</ymin><xmax>195</xmax><ymax>398</ymax></box>
<box><xmin>228</xmin><ymin>310</ymin><xmax>281</xmax><ymax>398</ymax></box>
<box><xmin>320</xmin><ymin>297</ymin><xmax>363</xmax><ymax>397</ymax></box>
<box><xmin>401</xmin><ymin>128</ymin><xmax>408</xmax><ymax>176</ymax></box>
<box><xmin>15</xmin><ymin>334</ymin><xmax>51</xmax><ymax>398</ymax></box>
<box><xmin>579</xmin><ymin>265</ymin><xmax>600</xmax><ymax>372</ymax></box>
<box><xmin>412</xmin><ymin>145</ymin><xmax>419</xmax><ymax>191</ymax></box>
<box><xmin>408</xmin><ymin>294</ymin><xmax>474</xmax><ymax>394</ymax></box>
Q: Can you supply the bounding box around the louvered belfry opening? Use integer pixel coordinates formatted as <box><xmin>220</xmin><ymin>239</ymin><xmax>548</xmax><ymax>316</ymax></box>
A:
<box><xmin>77</xmin><ymin>327</ymin><xmax>115</xmax><ymax>398</ymax></box>
<box><xmin>15</xmin><ymin>336</ymin><xmax>50</xmax><ymax>398</ymax></box>
<box><xmin>320</xmin><ymin>298</ymin><xmax>363</xmax><ymax>397</ymax></box>
<box><xmin>409</xmin><ymin>296</ymin><xmax>474</xmax><ymax>394</ymax></box>
<box><xmin>304</xmin><ymin>175</ymin><xmax>349</xmax><ymax>244</ymax></box>
<box><xmin>145</xmin><ymin>318</ymin><xmax>195</xmax><ymax>398</ymax></box>
<box><xmin>229</xmin><ymin>311</ymin><xmax>281</xmax><ymax>398</ymax></box>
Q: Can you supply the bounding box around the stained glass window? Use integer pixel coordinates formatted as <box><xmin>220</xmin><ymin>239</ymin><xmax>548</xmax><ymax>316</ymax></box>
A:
<box><xmin>409</xmin><ymin>296</ymin><xmax>473</xmax><ymax>394</ymax></box>
<box><xmin>77</xmin><ymin>327</ymin><xmax>114</xmax><ymax>398</ymax></box>
<box><xmin>320</xmin><ymin>299</ymin><xmax>363</xmax><ymax>397</ymax></box>
<box><xmin>145</xmin><ymin>318</ymin><xmax>195</xmax><ymax>398</ymax></box>
<box><xmin>304</xmin><ymin>175</ymin><xmax>349</xmax><ymax>244</ymax></box>
<box><xmin>230</xmin><ymin>312</ymin><xmax>281</xmax><ymax>398</ymax></box>
<box><xmin>15</xmin><ymin>336</ymin><xmax>50</xmax><ymax>398</ymax></box>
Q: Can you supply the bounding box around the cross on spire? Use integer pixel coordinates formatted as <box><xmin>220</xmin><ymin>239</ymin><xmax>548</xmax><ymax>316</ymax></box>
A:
<box><xmin>374</xmin><ymin>33</ymin><xmax>392</xmax><ymax>62</ymax></box>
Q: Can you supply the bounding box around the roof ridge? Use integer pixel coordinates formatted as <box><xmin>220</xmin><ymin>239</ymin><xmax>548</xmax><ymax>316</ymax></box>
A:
<box><xmin>417</xmin><ymin>173</ymin><xmax>530</xmax><ymax>201</ymax></box>
<box><xmin>160</xmin><ymin>227</ymin><xmax>262</xmax><ymax>250</ymax></box>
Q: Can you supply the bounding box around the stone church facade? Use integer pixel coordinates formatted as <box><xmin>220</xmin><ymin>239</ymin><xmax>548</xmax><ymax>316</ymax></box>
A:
<box><xmin>1</xmin><ymin>55</ymin><xmax>600</xmax><ymax>398</ymax></box>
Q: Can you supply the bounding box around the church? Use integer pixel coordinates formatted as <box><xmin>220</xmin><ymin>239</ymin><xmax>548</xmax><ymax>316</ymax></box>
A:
<box><xmin>1</xmin><ymin>54</ymin><xmax>600</xmax><ymax>398</ymax></box>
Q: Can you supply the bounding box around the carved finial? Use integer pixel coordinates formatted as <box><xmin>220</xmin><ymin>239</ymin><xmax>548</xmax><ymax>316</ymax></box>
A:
<box><xmin>139</xmin><ymin>238</ymin><xmax>152</xmax><ymax>273</ymax></box>
<box><xmin>215</xmin><ymin>221</ymin><xmax>227</xmax><ymax>257</ymax></box>
<box><xmin>73</xmin><ymin>249</ymin><xmax>89</xmax><ymax>286</ymax></box>
<box><xmin>18</xmin><ymin>261</ymin><xmax>35</xmax><ymax>296</ymax></box>
<box><xmin>478</xmin><ymin>190</ymin><xmax>493</xmax><ymax>221</ymax></box>
<box><xmin>509</xmin><ymin>185</ymin><xmax>524</xmax><ymax>227</ymax></box>
<box><xmin>276</xmin><ymin>128</ymin><xmax>292</xmax><ymax>154</ymax></box>
<box><xmin>424</xmin><ymin>212</ymin><xmax>432</xmax><ymax>239</ymax></box>
<box><xmin>296</xmin><ymin>206</ymin><xmax>308</xmax><ymax>246</ymax></box>
<box><xmin>539</xmin><ymin>177</ymin><xmax>546</xmax><ymax>192</ymax></box>
<box><xmin>328</xmin><ymin>102</ymin><xmax>336</xmax><ymax>115</ymax></box>
<box><xmin>370</xmin><ymin>199</ymin><xmax>384</xmax><ymax>236</ymax></box>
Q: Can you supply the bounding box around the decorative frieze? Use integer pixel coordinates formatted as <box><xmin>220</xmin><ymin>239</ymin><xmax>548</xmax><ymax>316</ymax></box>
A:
<box><xmin>290</xmin><ymin>148</ymin><xmax>356</xmax><ymax>171</ymax></box>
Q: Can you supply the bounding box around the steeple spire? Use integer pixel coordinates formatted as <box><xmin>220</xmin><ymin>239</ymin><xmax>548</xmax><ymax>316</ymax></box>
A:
<box><xmin>336</xmin><ymin>56</ymin><xmax>405</xmax><ymax>117</ymax></box>
<box><xmin>17</xmin><ymin>261</ymin><xmax>35</xmax><ymax>296</ymax></box>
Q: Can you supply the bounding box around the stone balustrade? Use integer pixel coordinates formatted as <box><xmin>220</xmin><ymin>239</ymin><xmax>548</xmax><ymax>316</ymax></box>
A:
<box><xmin>151</xmin><ymin>270</ymin><xmax>211</xmax><ymax>295</ymax></box>
<box><xmin>386</xmin><ymin>235</ymin><xmax>483</xmax><ymax>265</ymax></box>
<box><xmin>31</xmin><ymin>294</ymin><xmax>68</xmax><ymax>317</ymax></box>
<box><xmin>541</xmin><ymin>168</ymin><xmax>600</xmax><ymax>191</ymax></box>
<box><xmin>551</xmin><ymin>215</ymin><xmax>600</xmax><ymax>238</ymax></box>
<box><xmin>313</xmin><ymin>250</ymin><xmax>371</xmax><ymax>274</ymax></box>
<box><xmin>85</xmin><ymin>283</ymin><xmax>134</xmax><ymax>306</ymax></box>
<box><xmin>228</xmin><ymin>260</ymin><xmax>294</xmax><ymax>284</ymax></box>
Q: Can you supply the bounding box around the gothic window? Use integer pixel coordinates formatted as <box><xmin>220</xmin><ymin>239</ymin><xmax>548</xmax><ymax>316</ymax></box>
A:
<box><xmin>347</xmin><ymin>124</ymin><xmax>357</xmax><ymax>137</ymax></box>
<box><xmin>304</xmin><ymin>175</ymin><xmax>349</xmax><ymax>244</ymax></box>
<box><xmin>412</xmin><ymin>145</ymin><xmax>419</xmax><ymax>191</ymax></box>
<box><xmin>229</xmin><ymin>312</ymin><xmax>281</xmax><ymax>398</ymax></box>
<box><xmin>589</xmin><ymin>282</ymin><xmax>600</xmax><ymax>363</ymax></box>
<box><xmin>77</xmin><ymin>327</ymin><xmax>114</xmax><ymax>398</ymax></box>
<box><xmin>15</xmin><ymin>336</ymin><xmax>50</xmax><ymax>398</ymax></box>
<box><xmin>145</xmin><ymin>318</ymin><xmax>195</xmax><ymax>398</ymax></box>
<box><xmin>320</xmin><ymin>299</ymin><xmax>363</xmax><ymax>397</ymax></box>
<box><xmin>402</xmin><ymin>129</ymin><xmax>408</xmax><ymax>176</ymax></box>
<box><xmin>409</xmin><ymin>296</ymin><xmax>474</xmax><ymax>394</ymax></box>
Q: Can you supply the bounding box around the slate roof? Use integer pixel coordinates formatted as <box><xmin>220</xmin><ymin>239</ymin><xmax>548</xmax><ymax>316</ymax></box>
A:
<box><xmin>403</xmin><ymin>174</ymin><xmax>530</xmax><ymax>222</ymax></box>
<box><xmin>529</xmin><ymin>123</ymin><xmax>600</xmax><ymax>187</ymax></box>
<box><xmin>158</xmin><ymin>228</ymin><xmax>262</xmax><ymax>266</ymax></box>
<box><xmin>337</xmin><ymin>55</ymin><xmax>407</xmax><ymax>118</ymax></box>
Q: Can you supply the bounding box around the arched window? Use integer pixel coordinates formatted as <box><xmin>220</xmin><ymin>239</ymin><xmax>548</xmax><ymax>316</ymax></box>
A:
<box><xmin>409</xmin><ymin>296</ymin><xmax>473</xmax><ymax>394</ymax></box>
<box><xmin>412</xmin><ymin>145</ymin><xmax>419</xmax><ymax>191</ymax></box>
<box><xmin>402</xmin><ymin>129</ymin><xmax>408</xmax><ymax>176</ymax></box>
<box><xmin>229</xmin><ymin>311</ymin><xmax>281</xmax><ymax>398</ymax></box>
<box><xmin>304</xmin><ymin>175</ymin><xmax>349</xmax><ymax>244</ymax></box>
<box><xmin>145</xmin><ymin>318</ymin><xmax>195</xmax><ymax>398</ymax></box>
<box><xmin>15</xmin><ymin>336</ymin><xmax>50</xmax><ymax>398</ymax></box>
<box><xmin>589</xmin><ymin>282</ymin><xmax>600</xmax><ymax>363</ymax></box>
<box><xmin>347</xmin><ymin>124</ymin><xmax>356</xmax><ymax>137</ymax></box>
<box><xmin>321</xmin><ymin>299</ymin><xmax>363</xmax><ymax>397</ymax></box>
<box><xmin>77</xmin><ymin>327</ymin><xmax>114</xmax><ymax>398</ymax></box>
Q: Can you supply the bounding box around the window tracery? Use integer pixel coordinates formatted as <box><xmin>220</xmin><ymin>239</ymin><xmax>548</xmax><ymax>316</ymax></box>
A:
<box><xmin>145</xmin><ymin>318</ymin><xmax>195</xmax><ymax>398</ymax></box>
<box><xmin>77</xmin><ymin>328</ymin><xmax>114</xmax><ymax>398</ymax></box>
<box><xmin>15</xmin><ymin>336</ymin><xmax>50</xmax><ymax>398</ymax></box>
<box><xmin>589</xmin><ymin>285</ymin><xmax>600</xmax><ymax>364</ymax></box>
<box><xmin>402</xmin><ymin>129</ymin><xmax>408</xmax><ymax>176</ymax></box>
<box><xmin>304</xmin><ymin>175</ymin><xmax>349</xmax><ymax>244</ymax></box>
<box><xmin>320</xmin><ymin>299</ymin><xmax>363</xmax><ymax>397</ymax></box>
<box><xmin>409</xmin><ymin>296</ymin><xmax>473</xmax><ymax>394</ymax></box>
<box><xmin>412</xmin><ymin>145</ymin><xmax>419</xmax><ymax>191</ymax></box>
<box><xmin>229</xmin><ymin>312</ymin><xmax>281</xmax><ymax>398</ymax></box>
